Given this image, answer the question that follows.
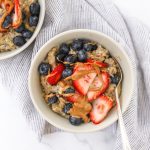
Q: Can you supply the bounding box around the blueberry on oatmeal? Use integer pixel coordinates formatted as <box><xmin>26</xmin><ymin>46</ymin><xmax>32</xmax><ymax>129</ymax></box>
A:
<box><xmin>29</xmin><ymin>16</ymin><xmax>39</xmax><ymax>26</ymax></box>
<box><xmin>30</xmin><ymin>2</ymin><xmax>40</xmax><ymax>16</ymax></box>
<box><xmin>2</xmin><ymin>16</ymin><xmax>12</xmax><ymax>28</ymax></box>
<box><xmin>62</xmin><ymin>67</ymin><xmax>73</xmax><ymax>79</ymax></box>
<box><xmin>48</xmin><ymin>96</ymin><xmax>58</xmax><ymax>105</ymax></box>
<box><xmin>77</xmin><ymin>50</ymin><xmax>87</xmax><ymax>62</ymax></box>
<box><xmin>69</xmin><ymin>116</ymin><xmax>83</xmax><ymax>126</ymax></box>
<box><xmin>64</xmin><ymin>54</ymin><xmax>77</xmax><ymax>64</ymax></box>
<box><xmin>110</xmin><ymin>75</ymin><xmax>120</xmax><ymax>85</ymax></box>
<box><xmin>39</xmin><ymin>39</ymin><xmax>122</xmax><ymax>126</ymax></box>
<box><xmin>63</xmin><ymin>103</ymin><xmax>73</xmax><ymax>114</ymax></box>
<box><xmin>38</xmin><ymin>63</ymin><xmax>51</xmax><ymax>75</ymax></box>
<box><xmin>56</xmin><ymin>53</ymin><xmax>66</xmax><ymax>62</ymax></box>
<box><xmin>71</xmin><ymin>39</ymin><xmax>83</xmax><ymax>51</ymax></box>
<box><xmin>59</xmin><ymin>43</ymin><xmax>70</xmax><ymax>54</ymax></box>
<box><xmin>13</xmin><ymin>36</ymin><xmax>26</xmax><ymax>46</ymax></box>
<box><xmin>92</xmin><ymin>44</ymin><xmax>98</xmax><ymax>50</ymax></box>
<box><xmin>83</xmin><ymin>42</ymin><xmax>98</xmax><ymax>51</ymax></box>
<box><xmin>22</xmin><ymin>29</ymin><xmax>33</xmax><ymax>39</ymax></box>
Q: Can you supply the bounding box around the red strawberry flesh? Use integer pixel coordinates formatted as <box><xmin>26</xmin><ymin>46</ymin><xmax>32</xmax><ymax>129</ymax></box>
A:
<box><xmin>12</xmin><ymin>0</ymin><xmax>22</xmax><ymax>29</ymax></box>
<box><xmin>90</xmin><ymin>95</ymin><xmax>113</xmax><ymax>124</ymax></box>
<box><xmin>47</xmin><ymin>64</ymin><xmax>65</xmax><ymax>85</ymax></box>
<box><xmin>73</xmin><ymin>64</ymin><xmax>97</xmax><ymax>95</ymax></box>
<box><xmin>66</xmin><ymin>92</ymin><xmax>82</xmax><ymax>103</ymax></box>
<box><xmin>87</xmin><ymin>72</ymin><xmax>110</xmax><ymax>102</ymax></box>
<box><xmin>87</xmin><ymin>58</ymin><xmax>108</xmax><ymax>68</ymax></box>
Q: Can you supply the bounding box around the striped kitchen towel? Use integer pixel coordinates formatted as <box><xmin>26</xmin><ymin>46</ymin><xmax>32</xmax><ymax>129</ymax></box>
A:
<box><xmin>0</xmin><ymin>0</ymin><xmax>150</xmax><ymax>149</ymax></box>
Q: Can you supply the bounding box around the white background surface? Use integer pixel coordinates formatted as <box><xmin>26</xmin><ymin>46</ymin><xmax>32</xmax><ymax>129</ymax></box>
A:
<box><xmin>0</xmin><ymin>0</ymin><xmax>150</xmax><ymax>150</ymax></box>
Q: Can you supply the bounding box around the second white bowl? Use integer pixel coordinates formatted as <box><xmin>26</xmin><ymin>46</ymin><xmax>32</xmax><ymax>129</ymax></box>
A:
<box><xmin>0</xmin><ymin>0</ymin><xmax>45</xmax><ymax>60</ymax></box>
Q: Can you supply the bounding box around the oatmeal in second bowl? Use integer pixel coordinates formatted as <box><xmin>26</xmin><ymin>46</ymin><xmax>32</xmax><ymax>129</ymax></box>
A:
<box><xmin>29</xmin><ymin>29</ymin><xmax>135</xmax><ymax>132</ymax></box>
<box><xmin>0</xmin><ymin>0</ymin><xmax>45</xmax><ymax>60</ymax></box>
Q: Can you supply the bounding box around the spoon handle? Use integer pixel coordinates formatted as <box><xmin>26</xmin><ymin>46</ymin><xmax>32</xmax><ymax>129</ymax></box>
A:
<box><xmin>115</xmin><ymin>90</ymin><xmax>132</xmax><ymax>150</ymax></box>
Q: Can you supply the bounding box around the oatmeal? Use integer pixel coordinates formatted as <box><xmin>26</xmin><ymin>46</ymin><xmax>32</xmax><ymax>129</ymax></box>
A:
<box><xmin>0</xmin><ymin>0</ymin><xmax>40</xmax><ymax>52</ymax></box>
<box><xmin>38</xmin><ymin>39</ymin><xmax>121</xmax><ymax>126</ymax></box>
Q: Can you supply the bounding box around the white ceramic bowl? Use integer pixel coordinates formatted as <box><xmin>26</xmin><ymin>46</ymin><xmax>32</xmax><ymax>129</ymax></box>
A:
<box><xmin>28</xmin><ymin>29</ymin><xmax>135</xmax><ymax>133</ymax></box>
<box><xmin>0</xmin><ymin>0</ymin><xmax>45</xmax><ymax>60</ymax></box>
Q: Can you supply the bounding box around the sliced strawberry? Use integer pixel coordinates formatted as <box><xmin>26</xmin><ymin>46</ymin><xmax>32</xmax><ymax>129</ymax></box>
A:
<box><xmin>66</xmin><ymin>92</ymin><xmax>81</xmax><ymax>103</ymax></box>
<box><xmin>12</xmin><ymin>0</ymin><xmax>22</xmax><ymax>29</ymax></box>
<box><xmin>73</xmin><ymin>63</ymin><xmax>94</xmax><ymax>73</ymax></box>
<box><xmin>87</xmin><ymin>58</ymin><xmax>108</xmax><ymax>68</ymax></box>
<box><xmin>73</xmin><ymin>64</ymin><xmax>97</xmax><ymax>95</ymax></box>
<box><xmin>47</xmin><ymin>64</ymin><xmax>65</xmax><ymax>85</ymax></box>
<box><xmin>87</xmin><ymin>72</ymin><xmax>110</xmax><ymax>102</ymax></box>
<box><xmin>90</xmin><ymin>95</ymin><xmax>113</xmax><ymax>124</ymax></box>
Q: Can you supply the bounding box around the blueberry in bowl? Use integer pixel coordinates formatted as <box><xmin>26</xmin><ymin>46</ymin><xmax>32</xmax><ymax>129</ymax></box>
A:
<box><xmin>71</xmin><ymin>39</ymin><xmax>84</xmax><ymax>51</ymax></box>
<box><xmin>29</xmin><ymin>16</ymin><xmax>39</xmax><ymax>27</ymax></box>
<box><xmin>62</xmin><ymin>67</ymin><xmax>73</xmax><ymax>79</ymax></box>
<box><xmin>38</xmin><ymin>62</ymin><xmax>51</xmax><ymax>75</ymax></box>
<box><xmin>22</xmin><ymin>29</ymin><xmax>33</xmax><ymax>39</ymax></box>
<box><xmin>30</xmin><ymin>2</ymin><xmax>40</xmax><ymax>16</ymax></box>
<box><xmin>13</xmin><ymin>36</ymin><xmax>26</xmax><ymax>47</ymax></box>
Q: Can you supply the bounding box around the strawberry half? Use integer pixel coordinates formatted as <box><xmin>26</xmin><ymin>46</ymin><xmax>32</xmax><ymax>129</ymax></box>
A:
<box><xmin>87</xmin><ymin>72</ymin><xmax>110</xmax><ymax>102</ymax></box>
<box><xmin>73</xmin><ymin>64</ymin><xmax>97</xmax><ymax>95</ymax></box>
<box><xmin>87</xmin><ymin>58</ymin><xmax>108</xmax><ymax>68</ymax></box>
<box><xmin>66</xmin><ymin>92</ymin><xmax>81</xmax><ymax>103</ymax></box>
<box><xmin>90</xmin><ymin>95</ymin><xmax>113</xmax><ymax>124</ymax></box>
<box><xmin>47</xmin><ymin>64</ymin><xmax>65</xmax><ymax>85</ymax></box>
<box><xmin>12</xmin><ymin>0</ymin><xmax>22</xmax><ymax>29</ymax></box>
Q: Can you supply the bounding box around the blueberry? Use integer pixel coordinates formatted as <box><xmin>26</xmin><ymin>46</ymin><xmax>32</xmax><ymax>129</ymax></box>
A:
<box><xmin>69</xmin><ymin>116</ymin><xmax>83</xmax><ymax>126</ymax></box>
<box><xmin>13</xmin><ymin>36</ymin><xmax>26</xmax><ymax>46</ymax></box>
<box><xmin>22</xmin><ymin>29</ymin><xmax>33</xmax><ymax>39</ymax></box>
<box><xmin>15</xmin><ymin>24</ymin><xmax>25</xmax><ymax>33</ymax></box>
<box><xmin>48</xmin><ymin>96</ymin><xmax>58</xmax><ymax>105</ymax></box>
<box><xmin>30</xmin><ymin>2</ymin><xmax>40</xmax><ymax>16</ymax></box>
<box><xmin>71</xmin><ymin>39</ymin><xmax>83</xmax><ymax>51</ymax></box>
<box><xmin>77</xmin><ymin>50</ymin><xmax>87</xmax><ymax>62</ymax></box>
<box><xmin>29</xmin><ymin>16</ymin><xmax>39</xmax><ymax>26</ymax></box>
<box><xmin>2</xmin><ymin>15</ymin><xmax>12</xmax><ymax>28</ymax></box>
<box><xmin>64</xmin><ymin>87</ymin><xmax>75</xmax><ymax>94</ymax></box>
<box><xmin>38</xmin><ymin>62</ymin><xmax>51</xmax><ymax>75</ymax></box>
<box><xmin>110</xmin><ymin>75</ymin><xmax>120</xmax><ymax>85</ymax></box>
<box><xmin>59</xmin><ymin>43</ymin><xmax>70</xmax><ymax>54</ymax></box>
<box><xmin>56</xmin><ymin>53</ymin><xmax>66</xmax><ymax>62</ymax></box>
<box><xmin>63</xmin><ymin>103</ymin><xmax>73</xmax><ymax>114</ymax></box>
<box><xmin>92</xmin><ymin>44</ymin><xmax>98</xmax><ymax>50</ymax></box>
<box><xmin>83</xmin><ymin>43</ymin><xmax>93</xmax><ymax>51</ymax></box>
<box><xmin>64</xmin><ymin>54</ymin><xmax>77</xmax><ymax>63</ymax></box>
<box><xmin>62</xmin><ymin>68</ymin><xmax>73</xmax><ymax>78</ymax></box>
<box><xmin>83</xmin><ymin>43</ymin><xmax>98</xmax><ymax>51</ymax></box>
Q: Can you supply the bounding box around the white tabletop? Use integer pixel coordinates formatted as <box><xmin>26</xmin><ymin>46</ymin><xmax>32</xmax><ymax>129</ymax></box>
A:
<box><xmin>0</xmin><ymin>1</ymin><xmax>150</xmax><ymax>150</ymax></box>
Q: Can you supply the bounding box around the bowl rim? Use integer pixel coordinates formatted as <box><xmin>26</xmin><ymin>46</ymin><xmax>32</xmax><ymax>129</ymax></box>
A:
<box><xmin>28</xmin><ymin>29</ymin><xmax>135</xmax><ymax>133</ymax></box>
<box><xmin>0</xmin><ymin>0</ymin><xmax>46</xmax><ymax>60</ymax></box>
